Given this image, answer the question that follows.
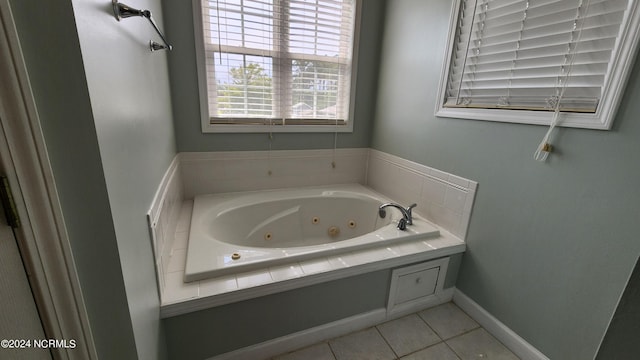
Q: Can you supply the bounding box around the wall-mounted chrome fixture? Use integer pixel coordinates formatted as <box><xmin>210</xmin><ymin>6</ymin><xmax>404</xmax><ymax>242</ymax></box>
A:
<box><xmin>112</xmin><ymin>0</ymin><xmax>173</xmax><ymax>52</ymax></box>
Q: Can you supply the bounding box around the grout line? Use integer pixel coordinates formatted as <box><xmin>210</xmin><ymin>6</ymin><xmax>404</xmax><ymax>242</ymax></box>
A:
<box><xmin>415</xmin><ymin>305</ymin><xmax>471</xmax><ymax>359</ymax></box>
<box><xmin>324</xmin><ymin>341</ymin><xmax>338</xmax><ymax>360</ymax></box>
<box><xmin>442</xmin><ymin>340</ymin><xmax>463</xmax><ymax>360</ymax></box>
<box><xmin>415</xmin><ymin>305</ymin><xmax>447</xmax><ymax>341</ymax></box>
<box><xmin>373</xmin><ymin>325</ymin><xmax>399</xmax><ymax>359</ymax></box>
<box><xmin>445</xmin><ymin>326</ymin><xmax>481</xmax><ymax>341</ymax></box>
<box><xmin>400</xmin><ymin>341</ymin><xmax>452</xmax><ymax>360</ymax></box>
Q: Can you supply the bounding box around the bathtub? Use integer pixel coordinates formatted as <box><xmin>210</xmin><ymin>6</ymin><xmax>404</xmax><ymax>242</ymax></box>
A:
<box><xmin>184</xmin><ymin>184</ymin><xmax>440</xmax><ymax>282</ymax></box>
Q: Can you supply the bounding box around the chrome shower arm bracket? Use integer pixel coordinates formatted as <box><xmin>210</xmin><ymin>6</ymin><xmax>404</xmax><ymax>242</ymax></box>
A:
<box><xmin>112</xmin><ymin>0</ymin><xmax>173</xmax><ymax>51</ymax></box>
<box><xmin>143</xmin><ymin>15</ymin><xmax>173</xmax><ymax>51</ymax></box>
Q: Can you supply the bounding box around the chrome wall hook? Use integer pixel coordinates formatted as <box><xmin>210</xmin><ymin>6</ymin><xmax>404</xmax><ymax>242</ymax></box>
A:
<box><xmin>112</xmin><ymin>0</ymin><xmax>173</xmax><ymax>51</ymax></box>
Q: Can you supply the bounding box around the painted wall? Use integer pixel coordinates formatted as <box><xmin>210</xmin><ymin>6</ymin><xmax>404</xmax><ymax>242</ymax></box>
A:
<box><xmin>371</xmin><ymin>1</ymin><xmax>640</xmax><ymax>359</ymax></box>
<box><xmin>71</xmin><ymin>0</ymin><xmax>177</xmax><ymax>359</ymax></box>
<box><xmin>11</xmin><ymin>0</ymin><xmax>177</xmax><ymax>359</ymax></box>
<box><xmin>9</xmin><ymin>0</ymin><xmax>138</xmax><ymax>358</ymax></box>
<box><xmin>161</xmin><ymin>0</ymin><xmax>386</xmax><ymax>152</ymax></box>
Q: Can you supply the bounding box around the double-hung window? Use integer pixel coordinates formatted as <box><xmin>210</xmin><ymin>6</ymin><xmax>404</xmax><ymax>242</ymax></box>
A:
<box><xmin>194</xmin><ymin>0</ymin><xmax>358</xmax><ymax>133</ymax></box>
<box><xmin>436</xmin><ymin>0</ymin><xmax>640</xmax><ymax>129</ymax></box>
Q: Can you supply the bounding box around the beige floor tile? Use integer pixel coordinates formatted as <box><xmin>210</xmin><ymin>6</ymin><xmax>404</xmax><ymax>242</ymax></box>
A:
<box><xmin>377</xmin><ymin>314</ymin><xmax>441</xmax><ymax>357</ymax></box>
<box><xmin>419</xmin><ymin>302</ymin><xmax>479</xmax><ymax>340</ymax></box>
<box><xmin>272</xmin><ymin>303</ymin><xmax>521</xmax><ymax>360</ymax></box>
<box><xmin>446</xmin><ymin>328</ymin><xmax>519</xmax><ymax>360</ymax></box>
<box><xmin>400</xmin><ymin>343</ymin><xmax>461</xmax><ymax>360</ymax></box>
<box><xmin>329</xmin><ymin>328</ymin><xmax>396</xmax><ymax>360</ymax></box>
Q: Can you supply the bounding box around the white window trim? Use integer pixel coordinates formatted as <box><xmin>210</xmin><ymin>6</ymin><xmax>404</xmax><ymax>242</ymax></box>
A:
<box><xmin>435</xmin><ymin>0</ymin><xmax>640</xmax><ymax>130</ymax></box>
<box><xmin>193</xmin><ymin>0</ymin><xmax>361</xmax><ymax>134</ymax></box>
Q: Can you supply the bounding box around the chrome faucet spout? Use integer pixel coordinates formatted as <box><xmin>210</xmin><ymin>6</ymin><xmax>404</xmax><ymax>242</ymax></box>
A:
<box><xmin>378</xmin><ymin>202</ymin><xmax>417</xmax><ymax>230</ymax></box>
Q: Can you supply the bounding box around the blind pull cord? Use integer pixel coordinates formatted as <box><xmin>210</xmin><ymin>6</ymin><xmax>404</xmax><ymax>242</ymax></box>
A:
<box><xmin>534</xmin><ymin>0</ymin><xmax>591</xmax><ymax>162</ymax></box>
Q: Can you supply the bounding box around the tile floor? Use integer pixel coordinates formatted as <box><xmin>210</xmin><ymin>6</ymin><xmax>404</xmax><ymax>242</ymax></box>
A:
<box><xmin>272</xmin><ymin>302</ymin><xmax>520</xmax><ymax>360</ymax></box>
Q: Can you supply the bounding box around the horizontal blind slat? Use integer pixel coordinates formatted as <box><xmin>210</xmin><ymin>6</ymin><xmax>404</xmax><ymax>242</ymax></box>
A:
<box><xmin>202</xmin><ymin>0</ymin><xmax>354</xmax><ymax>121</ymax></box>
<box><xmin>467</xmin><ymin>11</ymin><xmax>626</xmax><ymax>44</ymax></box>
<box><xmin>445</xmin><ymin>0</ymin><xmax>629</xmax><ymax>112</ymax></box>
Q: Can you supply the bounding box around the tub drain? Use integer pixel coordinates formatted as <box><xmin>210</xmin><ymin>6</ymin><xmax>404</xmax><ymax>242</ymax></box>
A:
<box><xmin>328</xmin><ymin>226</ymin><xmax>340</xmax><ymax>238</ymax></box>
<box><xmin>348</xmin><ymin>220</ymin><xmax>357</xmax><ymax>228</ymax></box>
<box><xmin>264</xmin><ymin>232</ymin><xmax>273</xmax><ymax>241</ymax></box>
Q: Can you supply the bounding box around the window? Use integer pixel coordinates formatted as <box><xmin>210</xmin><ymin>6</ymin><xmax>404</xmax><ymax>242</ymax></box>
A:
<box><xmin>436</xmin><ymin>0</ymin><xmax>640</xmax><ymax>129</ymax></box>
<box><xmin>194</xmin><ymin>0</ymin><xmax>359</xmax><ymax>133</ymax></box>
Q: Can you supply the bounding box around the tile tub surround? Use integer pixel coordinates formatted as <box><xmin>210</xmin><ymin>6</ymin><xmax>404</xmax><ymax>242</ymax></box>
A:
<box><xmin>367</xmin><ymin>150</ymin><xmax>477</xmax><ymax>240</ymax></box>
<box><xmin>147</xmin><ymin>157</ymin><xmax>184</xmax><ymax>296</ymax></box>
<box><xmin>147</xmin><ymin>148</ymin><xmax>477</xmax><ymax>310</ymax></box>
<box><xmin>180</xmin><ymin>148</ymin><xmax>370</xmax><ymax>199</ymax></box>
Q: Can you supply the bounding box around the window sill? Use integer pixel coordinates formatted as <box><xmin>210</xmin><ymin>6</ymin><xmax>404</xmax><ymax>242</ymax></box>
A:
<box><xmin>435</xmin><ymin>106</ymin><xmax>616</xmax><ymax>130</ymax></box>
<box><xmin>202</xmin><ymin>123</ymin><xmax>354</xmax><ymax>134</ymax></box>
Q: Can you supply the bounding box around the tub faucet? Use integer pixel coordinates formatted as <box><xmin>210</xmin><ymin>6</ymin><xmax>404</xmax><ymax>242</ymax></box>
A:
<box><xmin>378</xmin><ymin>203</ymin><xmax>417</xmax><ymax>230</ymax></box>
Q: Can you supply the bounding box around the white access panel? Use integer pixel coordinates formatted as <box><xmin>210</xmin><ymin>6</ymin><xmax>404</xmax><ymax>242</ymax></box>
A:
<box><xmin>387</xmin><ymin>257</ymin><xmax>450</xmax><ymax>316</ymax></box>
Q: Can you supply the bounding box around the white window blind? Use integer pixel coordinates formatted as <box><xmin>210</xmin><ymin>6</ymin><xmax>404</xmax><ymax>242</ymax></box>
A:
<box><xmin>199</xmin><ymin>0</ymin><xmax>356</xmax><ymax>128</ymax></box>
<box><xmin>444</xmin><ymin>0</ymin><xmax>630</xmax><ymax>113</ymax></box>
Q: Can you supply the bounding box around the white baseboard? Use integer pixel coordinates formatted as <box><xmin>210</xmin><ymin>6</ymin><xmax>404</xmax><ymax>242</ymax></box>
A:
<box><xmin>453</xmin><ymin>289</ymin><xmax>549</xmax><ymax>360</ymax></box>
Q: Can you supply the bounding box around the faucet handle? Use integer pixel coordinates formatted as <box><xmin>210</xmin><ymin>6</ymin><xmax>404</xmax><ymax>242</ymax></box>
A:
<box><xmin>405</xmin><ymin>203</ymin><xmax>417</xmax><ymax>224</ymax></box>
<box><xmin>397</xmin><ymin>218</ymin><xmax>407</xmax><ymax>231</ymax></box>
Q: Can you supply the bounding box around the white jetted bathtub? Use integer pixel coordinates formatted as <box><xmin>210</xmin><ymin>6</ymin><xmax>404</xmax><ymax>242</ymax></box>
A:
<box><xmin>184</xmin><ymin>184</ymin><xmax>440</xmax><ymax>282</ymax></box>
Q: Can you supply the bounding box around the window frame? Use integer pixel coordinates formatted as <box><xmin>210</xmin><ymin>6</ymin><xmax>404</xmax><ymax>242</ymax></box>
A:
<box><xmin>193</xmin><ymin>0</ymin><xmax>361</xmax><ymax>133</ymax></box>
<box><xmin>435</xmin><ymin>0</ymin><xmax>640</xmax><ymax>130</ymax></box>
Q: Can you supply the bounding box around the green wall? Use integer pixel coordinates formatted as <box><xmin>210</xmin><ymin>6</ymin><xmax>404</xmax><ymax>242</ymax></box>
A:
<box><xmin>71</xmin><ymin>0</ymin><xmax>176</xmax><ymax>359</ymax></box>
<box><xmin>11</xmin><ymin>0</ymin><xmax>177</xmax><ymax>358</ymax></box>
<box><xmin>372</xmin><ymin>1</ymin><xmax>640</xmax><ymax>359</ymax></box>
<box><xmin>9</xmin><ymin>0</ymin><xmax>139</xmax><ymax>358</ymax></box>
<box><xmin>161</xmin><ymin>0</ymin><xmax>386</xmax><ymax>152</ymax></box>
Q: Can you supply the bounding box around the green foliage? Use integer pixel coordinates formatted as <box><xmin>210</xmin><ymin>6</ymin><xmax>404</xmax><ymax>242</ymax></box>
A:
<box><xmin>216</xmin><ymin>60</ymin><xmax>340</xmax><ymax>117</ymax></box>
<box><xmin>217</xmin><ymin>63</ymin><xmax>272</xmax><ymax>116</ymax></box>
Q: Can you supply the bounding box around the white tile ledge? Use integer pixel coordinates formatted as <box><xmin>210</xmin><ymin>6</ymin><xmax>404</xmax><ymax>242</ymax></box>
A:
<box><xmin>160</xmin><ymin>234</ymin><xmax>465</xmax><ymax>318</ymax></box>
